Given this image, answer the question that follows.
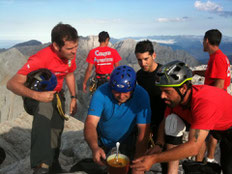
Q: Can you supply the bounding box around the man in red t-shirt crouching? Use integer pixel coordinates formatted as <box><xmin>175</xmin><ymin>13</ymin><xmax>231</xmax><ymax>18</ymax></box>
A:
<box><xmin>131</xmin><ymin>61</ymin><xmax>232</xmax><ymax>174</ymax></box>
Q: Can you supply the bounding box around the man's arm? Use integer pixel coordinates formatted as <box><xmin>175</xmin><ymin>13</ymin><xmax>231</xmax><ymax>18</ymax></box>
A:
<box><xmin>210</xmin><ymin>78</ymin><xmax>225</xmax><ymax>89</ymax></box>
<box><xmin>114</xmin><ymin>62</ymin><xmax>120</xmax><ymax>68</ymax></box>
<box><xmin>134</xmin><ymin>123</ymin><xmax>150</xmax><ymax>159</ymax></box>
<box><xmin>83</xmin><ymin>63</ymin><xmax>94</xmax><ymax>93</ymax></box>
<box><xmin>65</xmin><ymin>72</ymin><xmax>77</xmax><ymax>115</ymax></box>
<box><xmin>131</xmin><ymin>128</ymin><xmax>209</xmax><ymax>172</ymax></box>
<box><xmin>193</xmin><ymin>70</ymin><xmax>206</xmax><ymax>77</ymax></box>
<box><xmin>147</xmin><ymin>119</ymin><xmax>165</xmax><ymax>154</ymax></box>
<box><xmin>84</xmin><ymin>115</ymin><xmax>106</xmax><ymax>165</ymax></box>
<box><xmin>7</xmin><ymin>73</ymin><xmax>55</xmax><ymax>102</ymax></box>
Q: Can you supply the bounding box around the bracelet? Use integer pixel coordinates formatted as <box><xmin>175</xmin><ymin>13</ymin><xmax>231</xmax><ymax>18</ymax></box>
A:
<box><xmin>71</xmin><ymin>95</ymin><xmax>77</xmax><ymax>99</ymax></box>
<box><xmin>155</xmin><ymin>142</ymin><xmax>164</xmax><ymax>149</ymax></box>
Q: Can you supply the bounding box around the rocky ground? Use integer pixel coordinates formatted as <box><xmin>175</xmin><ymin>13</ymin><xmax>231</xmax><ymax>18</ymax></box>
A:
<box><xmin>0</xmin><ymin>113</ymin><xmax>92</xmax><ymax>174</ymax></box>
<box><xmin>0</xmin><ymin>112</ymin><xmax>221</xmax><ymax>174</ymax></box>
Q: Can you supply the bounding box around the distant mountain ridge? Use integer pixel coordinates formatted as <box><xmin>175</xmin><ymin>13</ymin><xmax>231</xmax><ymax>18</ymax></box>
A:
<box><xmin>2</xmin><ymin>35</ymin><xmax>232</xmax><ymax>64</ymax></box>
<box><xmin>121</xmin><ymin>35</ymin><xmax>232</xmax><ymax>64</ymax></box>
<box><xmin>12</xmin><ymin>40</ymin><xmax>42</xmax><ymax>48</ymax></box>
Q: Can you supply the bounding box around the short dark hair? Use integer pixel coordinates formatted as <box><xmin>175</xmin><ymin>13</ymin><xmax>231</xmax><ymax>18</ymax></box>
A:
<box><xmin>135</xmin><ymin>40</ymin><xmax>154</xmax><ymax>55</ymax></box>
<box><xmin>51</xmin><ymin>22</ymin><xmax>78</xmax><ymax>48</ymax></box>
<box><xmin>98</xmin><ymin>31</ymin><xmax>110</xmax><ymax>43</ymax></box>
<box><xmin>204</xmin><ymin>29</ymin><xmax>222</xmax><ymax>46</ymax></box>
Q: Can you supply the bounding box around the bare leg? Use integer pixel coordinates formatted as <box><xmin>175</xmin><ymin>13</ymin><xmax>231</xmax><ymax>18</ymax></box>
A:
<box><xmin>195</xmin><ymin>141</ymin><xmax>206</xmax><ymax>162</ymax></box>
<box><xmin>207</xmin><ymin>135</ymin><xmax>218</xmax><ymax>161</ymax></box>
<box><xmin>167</xmin><ymin>144</ymin><xmax>179</xmax><ymax>174</ymax></box>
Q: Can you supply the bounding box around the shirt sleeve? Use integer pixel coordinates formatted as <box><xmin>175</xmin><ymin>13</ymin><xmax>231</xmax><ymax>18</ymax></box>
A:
<box><xmin>87</xmin><ymin>89</ymin><xmax>105</xmax><ymax>117</ymax></box>
<box><xmin>86</xmin><ymin>50</ymin><xmax>95</xmax><ymax>64</ymax></box>
<box><xmin>135</xmin><ymin>88</ymin><xmax>151</xmax><ymax>124</ymax></box>
<box><xmin>191</xmin><ymin>98</ymin><xmax>221</xmax><ymax>130</ymax></box>
<box><xmin>17</xmin><ymin>55</ymin><xmax>44</xmax><ymax>75</ymax></box>
<box><xmin>113</xmin><ymin>49</ymin><xmax>122</xmax><ymax>63</ymax></box>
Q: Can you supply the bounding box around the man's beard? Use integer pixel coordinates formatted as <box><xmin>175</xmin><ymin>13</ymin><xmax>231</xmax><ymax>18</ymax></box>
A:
<box><xmin>164</xmin><ymin>99</ymin><xmax>178</xmax><ymax>108</ymax></box>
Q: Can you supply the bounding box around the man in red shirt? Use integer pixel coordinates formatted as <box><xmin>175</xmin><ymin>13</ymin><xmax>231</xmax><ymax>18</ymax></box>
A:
<box><xmin>7</xmin><ymin>23</ymin><xmax>78</xmax><ymax>174</ymax></box>
<box><xmin>131</xmin><ymin>61</ymin><xmax>232</xmax><ymax>174</ymax></box>
<box><xmin>82</xmin><ymin>31</ymin><xmax>122</xmax><ymax>93</ymax></box>
<box><xmin>194</xmin><ymin>29</ymin><xmax>231</xmax><ymax>163</ymax></box>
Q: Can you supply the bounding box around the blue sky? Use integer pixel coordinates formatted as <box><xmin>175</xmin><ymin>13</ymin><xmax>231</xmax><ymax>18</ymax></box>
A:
<box><xmin>0</xmin><ymin>0</ymin><xmax>232</xmax><ymax>43</ymax></box>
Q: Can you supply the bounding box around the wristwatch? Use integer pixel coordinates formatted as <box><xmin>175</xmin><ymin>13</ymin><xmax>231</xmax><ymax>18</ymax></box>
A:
<box><xmin>71</xmin><ymin>95</ymin><xmax>77</xmax><ymax>99</ymax></box>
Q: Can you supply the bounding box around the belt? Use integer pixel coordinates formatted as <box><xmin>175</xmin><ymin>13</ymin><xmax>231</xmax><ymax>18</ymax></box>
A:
<box><xmin>96</xmin><ymin>74</ymin><xmax>110</xmax><ymax>79</ymax></box>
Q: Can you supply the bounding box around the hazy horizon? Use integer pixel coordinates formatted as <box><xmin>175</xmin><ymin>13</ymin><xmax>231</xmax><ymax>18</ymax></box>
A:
<box><xmin>1</xmin><ymin>32</ymin><xmax>232</xmax><ymax>49</ymax></box>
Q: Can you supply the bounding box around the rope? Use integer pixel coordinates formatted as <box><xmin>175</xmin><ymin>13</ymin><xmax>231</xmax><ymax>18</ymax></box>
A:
<box><xmin>56</xmin><ymin>93</ymin><xmax>69</xmax><ymax>121</ymax></box>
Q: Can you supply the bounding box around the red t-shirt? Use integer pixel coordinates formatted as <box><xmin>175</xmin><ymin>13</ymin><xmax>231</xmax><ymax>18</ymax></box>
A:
<box><xmin>17</xmin><ymin>45</ymin><xmax>77</xmax><ymax>92</ymax></box>
<box><xmin>165</xmin><ymin>85</ymin><xmax>232</xmax><ymax>131</ymax></box>
<box><xmin>205</xmin><ymin>49</ymin><xmax>231</xmax><ymax>90</ymax></box>
<box><xmin>86</xmin><ymin>46</ymin><xmax>122</xmax><ymax>74</ymax></box>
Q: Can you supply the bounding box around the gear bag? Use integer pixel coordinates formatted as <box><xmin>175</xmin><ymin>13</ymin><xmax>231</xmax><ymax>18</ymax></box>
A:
<box><xmin>182</xmin><ymin>160</ymin><xmax>221</xmax><ymax>174</ymax></box>
<box><xmin>70</xmin><ymin>158</ymin><xmax>107</xmax><ymax>174</ymax></box>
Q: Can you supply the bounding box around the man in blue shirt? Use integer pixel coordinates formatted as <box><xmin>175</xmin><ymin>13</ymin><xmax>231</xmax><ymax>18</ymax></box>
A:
<box><xmin>84</xmin><ymin>65</ymin><xmax>151</xmax><ymax>174</ymax></box>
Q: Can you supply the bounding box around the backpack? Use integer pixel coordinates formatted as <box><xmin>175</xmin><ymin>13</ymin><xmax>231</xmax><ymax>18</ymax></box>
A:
<box><xmin>182</xmin><ymin>160</ymin><xmax>221</xmax><ymax>174</ymax></box>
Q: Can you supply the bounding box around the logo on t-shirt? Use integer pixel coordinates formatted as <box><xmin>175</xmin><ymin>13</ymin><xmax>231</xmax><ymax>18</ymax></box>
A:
<box><xmin>68</xmin><ymin>60</ymin><xmax>71</xmax><ymax>67</ymax></box>
<box><xmin>94</xmin><ymin>57</ymin><xmax>113</xmax><ymax>65</ymax></box>
<box><xmin>95</xmin><ymin>50</ymin><xmax>111</xmax><ymax>57</ymax></box>
<box><xmin>225</xmin><ymin>57</ymin><xmax>231</xmax><ymax>78</ymax></box>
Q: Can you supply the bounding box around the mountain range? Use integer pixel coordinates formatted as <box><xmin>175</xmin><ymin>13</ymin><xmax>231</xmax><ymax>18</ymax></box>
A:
<box><xmin>120</xmin><ymin>35</ymin><xmax>232</xmax><ymax>64</ymax></box>
<box><xmin>2</xmin><ymin>35</ymin><xmax>232</xmax><ymax>64</ymax></box>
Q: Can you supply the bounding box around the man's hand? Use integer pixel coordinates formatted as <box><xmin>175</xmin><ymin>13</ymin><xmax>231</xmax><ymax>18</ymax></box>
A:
<box><xmin>131</xmin><ymin>155</ymin><xmax>155</xmax><ymax>172</ymax></box>
<box><xmin>92</xmin><ymin>147</ymin><xmax>106</xmax><ymax>166</ymax></box>
<box><xmin>132</xmin><ymin>168</ymin><xmax>144</xmax><ymax>174</ymax></box>
<box><xmin>35</xmin><ymin>91</ymin><xmax>56</xmax><ymax>103</ymax></box>
<box><xmin>69</xmin><ymin>98</ymin><xmax>77</xmax><ymax>115</ymax></box>
<box><xmin>145</xmin><ymin>146</ymin><xmax>162</xmax><ymax>155</ymax></box>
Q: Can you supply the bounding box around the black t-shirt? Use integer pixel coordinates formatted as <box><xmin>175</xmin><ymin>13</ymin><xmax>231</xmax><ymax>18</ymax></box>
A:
<box><xmin>136</xmin><ymin>64</ymin><xmax>166</xmax><ymax>130</ymax></box>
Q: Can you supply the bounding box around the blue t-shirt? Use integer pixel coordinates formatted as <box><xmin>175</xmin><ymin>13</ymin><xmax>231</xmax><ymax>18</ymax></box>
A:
<box><xmin>88</xmin><ymin>83</ymin><xmax>151</xmax><ymax>148</ymax></box>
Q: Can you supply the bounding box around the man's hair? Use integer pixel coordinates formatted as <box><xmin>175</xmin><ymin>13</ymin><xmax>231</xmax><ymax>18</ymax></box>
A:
<box><xmin>51</xmin><ymin>22</ymin><xmax>78</xmax><ymax>48</ymax></box>
<box><xmin>135</xmin><ymin>40</ymin><xmax>154</xmax><ymax>55</ymax></box>
<box><xmin>98</xmin><ymin>31</ymin><xmax>110</xmax><ymax>43</ymax></box>
<box><xmin>204</xmin><ymin>29</ymin><xmax>222</xmax><ymax>46</ymax></box>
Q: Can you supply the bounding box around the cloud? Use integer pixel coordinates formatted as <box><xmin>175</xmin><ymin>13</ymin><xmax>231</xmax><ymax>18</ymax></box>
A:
<box><xmin>152</xmin><ymin>39</ymin><xmax>176</xmax><ymax>44</ymax></box>
<box><xmin>194</xmin><ymin>0</ymin><xmax>223</xmax><ymax>12</ymax></box>
<box><xmin>156</xmin><ymin>17</ymin><xmax>190</xmax><ymax>23</ymax></box>
<box><xmin>194</xmin><ymin>0</ymin><xmax>232</xmax><ymax>17</ymax></box>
